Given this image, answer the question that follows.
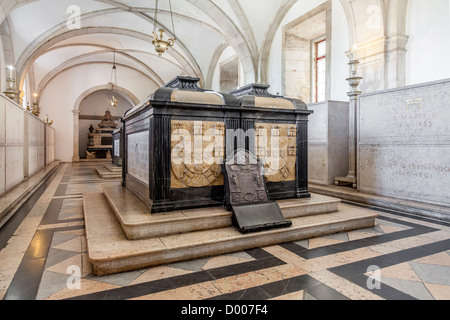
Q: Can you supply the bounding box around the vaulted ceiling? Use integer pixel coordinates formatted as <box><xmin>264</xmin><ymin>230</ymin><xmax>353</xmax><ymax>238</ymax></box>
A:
<box><xmin>1</xmin><ymin>0</ymin><xmax>305</xmax><ymax>98</ymax></box>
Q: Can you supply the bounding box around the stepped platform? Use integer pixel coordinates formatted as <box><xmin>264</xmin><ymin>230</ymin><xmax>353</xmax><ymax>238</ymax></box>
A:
<box><xmin>84</xmin><ymin>182</ymin><xmax>377</xmax><ymax>276</ymax></box>
<box><xmin>95</xmin><ymin>164</ymin><xmax>122</xmax><ymax>179</ymax></box>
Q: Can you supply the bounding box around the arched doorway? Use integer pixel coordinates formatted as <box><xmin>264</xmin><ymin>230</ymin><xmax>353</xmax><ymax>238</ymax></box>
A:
<box><xmin>72</xmin><ymin>85</ymin><xmax>139</xmax><ymax>162</ymax></box>
<box><xmin>78</xmin><ymin>90</ymin><xmax>133</xmax><ymax>159</ymax></box>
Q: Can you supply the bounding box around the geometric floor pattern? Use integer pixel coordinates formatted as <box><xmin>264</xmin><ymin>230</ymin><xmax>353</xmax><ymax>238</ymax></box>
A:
<box><xmin>1</xmin><ymin>162</ymin><xmax>450</xmax><ymax>302</ymax></box>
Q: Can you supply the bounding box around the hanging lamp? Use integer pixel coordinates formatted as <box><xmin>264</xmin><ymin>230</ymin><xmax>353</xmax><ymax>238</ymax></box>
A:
<box><xmin>107</xmin><ymin>51</ymin><xmax>119</xmax><ymax>108</ymax></box>
<box><xmin>152</xmin><ymin>0</ymin><xmax>176</xmax><ymax>56</ymax></box>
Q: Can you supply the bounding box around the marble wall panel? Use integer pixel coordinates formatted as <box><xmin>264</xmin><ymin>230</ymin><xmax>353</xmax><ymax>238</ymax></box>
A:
<box><xmin>38</xmin><ymin>122</ymin><xmax>45</xmax><ymax>168</ymax></box>
<box><xmin>127</xmin><ymin>131</ymin><xmax>149</xmax><ymax>185</ymax></box>
<box><xmin>28</xmin><ymin>114</ymin><xmax>38</xmax><ymax>145</ymax></box>
<box><xmin>28</xmin><ymin>146</ymin><xmax>38</xmax><ymax>176</ymax></box>
<box><xmin>5</xmin><ymin>145</ymin><xmax>24</xmax><ymax>190</ymax></box>
<box><xmin>358</xmin><ymin>79</ymin><xmax>450</xmax><ymax>206</ymax></box>
<box><xmin>308</xmin><ymin>102</ymin><xmax>328</xmax><ymax>145</ymax></box>
<box><xmin>4</xmin><ymin>99</ymin><xmax>24</xmax><ymax>191</ymax></box>
<box><xmin>5</xmin><ymin>100</ymin><xmax>24</xmax><ymax>145</ymax></box>
<box><xmin>359</xmin><ymin>145</ymin><xmax>450</xmax><ymax>206</ymax></box>
<box><xmin>308</xmin><ymin>101</ymin><xmax>349</xmax><ymax>185</ymax></box>
<box><xmin>0</xmin><ymin>97</ymin><xmax>5</xmax><ymax>145</ymax></box>
<box><xmin>28</xmin><ymin>115</ymin><xmax>45</xmax><ymax>176</ymax></box>
<box><xmin>45</xmin><ymin>126</ymin><xmax>55</xmax><ymax>165</ymax></box>
<box><xmin>0</xmin><ymin>146</ymin><xmax>5</xmax><ymax>195</ymax></box>
<box><xmin>38</xmin><ymin>145</ymin><xmax>45</xmax><ymax>170</ymax></box>
<box><xmin>0</xmin><ymin>97</ymin><xmax>5</xmax><ymax>194</ymax></box>
<box><xmin>308</xmin><ymin>145</ymin><xmax>328</xmax><ymax>185</ymax></box>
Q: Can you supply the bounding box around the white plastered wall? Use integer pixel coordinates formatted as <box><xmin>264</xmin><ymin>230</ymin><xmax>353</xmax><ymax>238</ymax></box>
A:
<box><xmin>38</xmin><ymin>63</ymin><xmax>158</xmax><ymax>162</ymax></box>
<box><xmin>406</xmin><ymin>0</ymin><xmax>450</xmax><ymax>85</ymax></box>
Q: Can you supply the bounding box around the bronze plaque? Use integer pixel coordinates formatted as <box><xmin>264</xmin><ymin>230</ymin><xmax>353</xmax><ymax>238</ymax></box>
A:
<box><xmin>224</xmin><ymin>150</ymin><xmax>292</xmax><ymax>234</ymax></box>
<box><xmin>224</xmin><ymin>150</ymin><xmax>267</xmax><ymax>206</ymax></box>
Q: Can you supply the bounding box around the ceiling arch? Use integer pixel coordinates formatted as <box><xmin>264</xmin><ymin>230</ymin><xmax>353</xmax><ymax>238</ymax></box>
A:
<box><xmin>17</xmin><ymin>26</ymin><xmax>203</xmax><ymax>91</ymax></box>
<box><xmin>35</xmin><ymin>55</ymin><xmax>164</xmax><ymax>98</ymax></box>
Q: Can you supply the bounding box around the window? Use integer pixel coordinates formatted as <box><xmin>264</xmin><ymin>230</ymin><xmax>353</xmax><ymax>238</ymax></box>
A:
<box><xmin>314</xmin><ymin>38</ymin><xmax>326</xmax><ymax>103</ymax></box>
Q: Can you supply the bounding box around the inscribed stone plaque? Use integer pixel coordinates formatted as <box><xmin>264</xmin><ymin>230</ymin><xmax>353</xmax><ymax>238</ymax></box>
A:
<box><xmin>127</xmin><ymin>131</ymin><xmax>149</xmax><ymax>185</ymax></box>
<box><xmin>358</xmin><ymin>79</ymin><xmax>450</xmax><ymax>206</ymax></box>
<box><xmin>359</xmin><ymin>80</ymin><xmax>450</xmax><ymax>144</ymax></box>
<box><xmin>359</xmin><ymin>145</ymin><xmax>450</xmax><ymax>206</ymax></box>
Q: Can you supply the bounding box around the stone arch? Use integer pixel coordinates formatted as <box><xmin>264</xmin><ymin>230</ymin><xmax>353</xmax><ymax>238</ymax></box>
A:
<box><xmin>387</xmin><ymin>0</ymin><xmax>409</xmax><ymax>35</ymax></box>
<box><xmin>205</xmin><ymin>41</ymin><xmax>230</xmax><ymax>89</ymax></box>
<box><xmin>72</xmin><ymin>84</ymin><xmax>139</xmax><ymax>162</ymax></box>
<box><xmin>187</xmin><ymin>0</ymin><xmax>256</xmax><ymax>84</ymax></box>
<box><xmin>227</xmin><ymin>0</ymin><xmax>258</xmax><ymax>67</ymax></box>
<box><xmin>338</xmin><ymin>0</ymin><xmax>357</xmax><ymax>48</ymax></box>
<box><xmin>259</xmin><ymin>0</ymin><xmax>298</xmax><ymax>84</ymax></box>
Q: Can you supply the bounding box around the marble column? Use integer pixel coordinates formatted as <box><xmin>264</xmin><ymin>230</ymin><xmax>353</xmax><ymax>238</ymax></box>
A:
<box><xmin>335</xmin><ymin>59</ymin><xmax>362</xmax><ymax>189</ymax></box>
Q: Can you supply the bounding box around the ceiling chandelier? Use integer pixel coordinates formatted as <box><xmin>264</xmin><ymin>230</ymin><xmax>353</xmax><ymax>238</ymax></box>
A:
<box><xmin>107</xmin><ymin>51</ymin><xmax>118</xmax><ymax>108</ymax></box>
<box><xmin>152</xmin><ymin>0</ymin><xmax>176</xmax><ymax>56</ymax></box>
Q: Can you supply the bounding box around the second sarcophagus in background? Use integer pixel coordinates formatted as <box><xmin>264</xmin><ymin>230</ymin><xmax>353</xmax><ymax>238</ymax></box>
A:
<box><xmin>122</xmin><ymin>77</ymin><xmax>313</xmax><ymax>213</ymax></box>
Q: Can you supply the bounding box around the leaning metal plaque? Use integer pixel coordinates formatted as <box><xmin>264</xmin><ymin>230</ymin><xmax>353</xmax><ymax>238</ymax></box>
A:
<box><xmin>224</xmin><ymin>150</ymin><xmax>292</xmax><ymax>234</ymax></box>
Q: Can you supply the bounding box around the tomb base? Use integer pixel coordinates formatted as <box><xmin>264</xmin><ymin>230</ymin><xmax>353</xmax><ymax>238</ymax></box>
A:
<box><xmin>95</xmin><ymin>164</ymin><xmax>122</xmax><ymax>179</ymax></box>
<box><xmin>83</xmin><ymin>182</ymin><xmax>377</xmax><ymax>276</ymax></box>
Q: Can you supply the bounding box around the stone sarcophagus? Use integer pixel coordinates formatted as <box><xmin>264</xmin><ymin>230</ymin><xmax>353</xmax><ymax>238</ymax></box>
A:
<box><xmin>122</xmin><ymin>76</ymin><xmax>313</xmax><ymax>213</ymax></box>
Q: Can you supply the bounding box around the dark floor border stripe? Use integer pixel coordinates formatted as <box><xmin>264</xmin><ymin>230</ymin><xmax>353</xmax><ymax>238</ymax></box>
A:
<box><xmin>280</xmin><ymin>214</ymin><xmax>438</xmax><ymax>260</ymax></box>
<box><xmin>207</xmin><ymin>274</ymin><xmax>350</xmax><ymax>300</ymax></box>
<box><xmin>341</xmin><ymin>200</ymin><xmax>450</xmax><ymax>228</ymax></box>
<box><xmin>3</xmin><ymin>224</ymin><xmax>85</xmax><ymax>300</ymax></box>
<box><xmin>328</xmin><ymin>238</ymin><xmax>450</xmax><ymax>300</ymax></box>
<box><xmin>66</xmin><ymin>249</ymin><xmax>285</xmax><ymax>300</ymax></box>
<box><xmin>347</xmin><ymin>274</ymin><xmax>417</xmax><ymax>300</ymax></box>
<box><xmin>0</xmin><ymin>166</ymin><xmax>61</xmax><ymax>251</ymax></box>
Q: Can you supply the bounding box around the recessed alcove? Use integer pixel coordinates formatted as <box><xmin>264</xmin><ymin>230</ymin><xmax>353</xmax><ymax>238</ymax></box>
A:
<box><xmin>78</xmin><ymin>90</ymin><xmax>133</xmax><ymax>159</ymax></box>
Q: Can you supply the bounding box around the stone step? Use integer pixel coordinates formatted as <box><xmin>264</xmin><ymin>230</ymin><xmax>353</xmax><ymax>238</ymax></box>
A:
<box><xmin>101</xmin><ymin>183</ymin><xmax>341</xmax><ymax>240</ymax></box>
<box><xmin>104</xmin><ymin>164</ymin><xmax>122</xmax><ymax>172</ymax></box>
<box><xmin>83</xmin><ymin>191</ymin><xmax>378</xmax><ymax>276</ymax></box>
<box><xmin>95</xmin><ymin>167</ymin><xmax>122</xmax><ymax>179</ymax></box>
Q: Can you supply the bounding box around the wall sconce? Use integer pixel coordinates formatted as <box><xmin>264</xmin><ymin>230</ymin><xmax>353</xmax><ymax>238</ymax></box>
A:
<box><xmin>3</xmin><ymin>66</ymin><xmax>18</xmax><ymax>100</ymax></box>
<box><xmin>44</xmin><ymin>114</ymin><xmax>53</xmax><ymax>126</ymax></box>
<box><xmin>32</xmin><ymin>93</ymin><xmax>40</xmax><ymax>116</ymax></box>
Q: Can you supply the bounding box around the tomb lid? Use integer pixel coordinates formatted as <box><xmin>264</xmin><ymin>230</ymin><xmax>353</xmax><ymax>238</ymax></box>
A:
<box><xmin>151</xmin><ymin>76</ymin><xmax>240</xmax><ymax>107</ymax></box>
<box><xmin>230</xmin><ymin>83</ymin><xmax>308</xmax><ymax>111</ymax></box>
<box><xmin>97</xmin><ymin>110</ymin><xmax>118</xmax><ymax>129</ymax></box>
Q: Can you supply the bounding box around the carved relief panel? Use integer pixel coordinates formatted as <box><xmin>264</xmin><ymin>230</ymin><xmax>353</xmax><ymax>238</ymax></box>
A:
<box><xmin>255</xmin><ymin>123</ymin><xmax>297</xmax><ymax>182</ymax></box>
<box><xmin>171</xmin><ymin>120</ymin><xmax>225</xmax><ymax>188</ymax></box>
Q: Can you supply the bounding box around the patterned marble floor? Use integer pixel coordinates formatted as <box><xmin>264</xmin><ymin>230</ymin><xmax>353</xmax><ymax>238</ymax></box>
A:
<box><xmin>1</xmin><ymin>162</ymin><xmax>450</xmax><ymax>302</ymax></box>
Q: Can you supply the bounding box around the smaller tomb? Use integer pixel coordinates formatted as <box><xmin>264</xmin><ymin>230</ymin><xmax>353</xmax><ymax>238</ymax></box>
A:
<box><xmin>86</xmin><ymin>110</ymin><xmax>118</xmax><ymax>159</ymax></box>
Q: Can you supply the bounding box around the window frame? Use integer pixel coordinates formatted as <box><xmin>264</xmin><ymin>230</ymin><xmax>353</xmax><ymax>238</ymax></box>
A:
<box><xmin>313</xmin><ymin>37</ymin><xmax>326</xmax><ymax>103</ymax></box>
